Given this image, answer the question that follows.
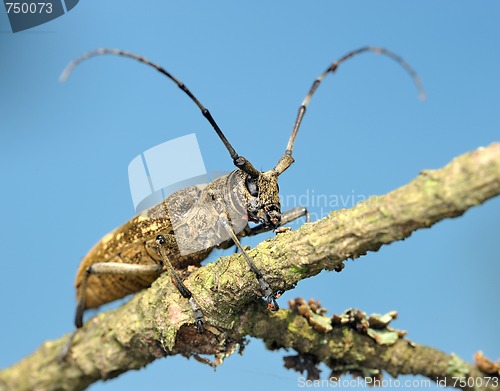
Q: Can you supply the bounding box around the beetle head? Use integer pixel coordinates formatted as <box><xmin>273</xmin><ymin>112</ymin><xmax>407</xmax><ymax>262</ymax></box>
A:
<box><xmin>245</xmin><ymin>170</ymin><xmax>282</xmax><ymax>229</ymax></box>
<box><xmin>236</xmin><ymin>151</ymin><xmax>295</xmax><ymax>230</ymax></box>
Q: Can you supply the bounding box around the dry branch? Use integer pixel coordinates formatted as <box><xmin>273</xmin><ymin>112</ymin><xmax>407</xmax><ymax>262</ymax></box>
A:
<box><xmin>1</xmin><ymin>143</ymin><xmax>499</xmax><ymax>391</ymax></box>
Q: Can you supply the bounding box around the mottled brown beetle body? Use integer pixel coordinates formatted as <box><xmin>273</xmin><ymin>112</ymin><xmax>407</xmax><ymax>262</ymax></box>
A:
<box><xmin>76</xmin><ymin>170</ymin><xmax>256</xmax><ymax>309</ymax></box>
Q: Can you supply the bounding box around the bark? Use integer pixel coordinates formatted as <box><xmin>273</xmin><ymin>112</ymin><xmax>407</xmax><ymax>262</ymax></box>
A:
<box><xmin>1</xmin><ymin>143</ymin><xmax>499</xmax><ymax>391</ymax></box>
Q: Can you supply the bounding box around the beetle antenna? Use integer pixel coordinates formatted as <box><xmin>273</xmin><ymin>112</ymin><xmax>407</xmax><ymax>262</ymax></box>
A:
<box><xmin>274</xmin><ymin>46</ymin><xmax>426</xmax><ymax>175</ymax></box>
<box><xmin>60</xmin><ymin>48</ymin><xmax>260</xmax><ymax>178</ymax></box>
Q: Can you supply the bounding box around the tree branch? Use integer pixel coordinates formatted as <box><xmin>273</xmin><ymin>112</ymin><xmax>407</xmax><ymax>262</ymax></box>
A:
<box><xmin>1</xmin><ymin>143</ymin><xmax>499</xmax><ymax>391</ymax></box>
<box><xmin>242</xmin><ymin>298</ymin><xmax>499</xmax><ymax>391</ymax></box>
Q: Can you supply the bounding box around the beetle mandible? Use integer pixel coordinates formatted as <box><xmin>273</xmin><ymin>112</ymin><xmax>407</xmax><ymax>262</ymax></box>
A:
<box><xmin>60</xmin><ymin>46</ymin><xmax>424</xmax><ymax>340</ymax></box>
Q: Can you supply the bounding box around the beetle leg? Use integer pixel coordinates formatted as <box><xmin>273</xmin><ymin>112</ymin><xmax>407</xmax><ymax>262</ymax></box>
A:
<box><xmin>219</xmin><ymin>218</ymin><xmax>282</xmax><ymax>311</ymax></box>
<box><xmin>58</xmin><ymin>262</ymin><xmax>163</xmax><ymax>363</ymax></box>
<box><xmin>155</xmin><ymin>235</ymin><xmax>204</xmax><ymax>333</ymax></box>
<box><xmin>248</xmin><ymin>206</ymin><xmax>310</xmax><ymax>237</ymax></box>
<box><xmin>280</xmin><ymin>206</ymin><xmax>311</xmax><ymax>224</ymax></box>
<box><xmin>74</xmin><ymin>262</ymin><xmax>162</xmax><ymax>328</ymax></box>
<box><xmin>221</xmin><ymin>207</ymin><xmax>309</xmax><ymax>251</ymax></box>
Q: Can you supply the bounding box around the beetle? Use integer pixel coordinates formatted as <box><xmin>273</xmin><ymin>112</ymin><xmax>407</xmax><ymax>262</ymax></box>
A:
<box><xmin>60</xmin><ymin>46</ymin><xmax>424</xmax><ymax>339</ymax></box>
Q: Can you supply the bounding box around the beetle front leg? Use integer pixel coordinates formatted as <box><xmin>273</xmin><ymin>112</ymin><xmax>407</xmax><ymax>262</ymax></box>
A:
<box><xmin>248</xmin><ymin>206</ymin><xmax>310</xmax><ymax>237</ymax></box>
<box><xmin>219</xmin><ymin>218</ymin><xmax>282</xmax><ymax>311</ymax></box>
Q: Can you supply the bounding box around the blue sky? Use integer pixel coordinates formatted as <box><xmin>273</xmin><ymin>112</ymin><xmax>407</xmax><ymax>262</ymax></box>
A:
<box><xmin>1</xmin><ymin>1</ymin><xmax>499</xmax><ymax>390</ymax></box>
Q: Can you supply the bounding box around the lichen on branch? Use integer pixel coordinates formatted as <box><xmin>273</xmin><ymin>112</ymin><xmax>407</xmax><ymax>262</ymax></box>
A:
<box><xmin>243</xmin><ymin>298</ymin><xmax>499</xmax><ymax>391</ymax></box>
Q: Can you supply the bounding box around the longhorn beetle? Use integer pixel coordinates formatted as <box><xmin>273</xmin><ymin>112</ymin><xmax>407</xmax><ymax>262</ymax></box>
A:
<box><xmin>60</xmin><ymin>46</ymin><xmax>424</xmax><ymax>351</ymax></box>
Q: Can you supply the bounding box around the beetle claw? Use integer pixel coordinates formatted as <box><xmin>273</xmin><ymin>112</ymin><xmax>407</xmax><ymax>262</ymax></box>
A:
<box><xmin>195</xmin><ymin>319</ymin><xmax>205</xmax><ymax>334</ymax></box>
<box><xmin>267</xmin><ymin>291</ymin><xmax>283</xmax><ymax>312</ymax></box>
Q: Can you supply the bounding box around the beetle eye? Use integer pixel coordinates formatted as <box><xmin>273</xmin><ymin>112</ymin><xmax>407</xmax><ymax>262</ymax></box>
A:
<box><xmin>245</xmin><ymin>177</ymin><xmax>259</xmax><ymax>197</ymax></box>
